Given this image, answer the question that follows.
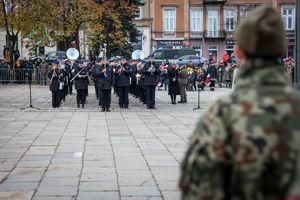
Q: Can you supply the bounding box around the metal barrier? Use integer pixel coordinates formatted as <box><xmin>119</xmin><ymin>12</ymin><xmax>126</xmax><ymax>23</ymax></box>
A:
<box><xmin>0</xmin><ymin>68</ymin><xmax>49</xmax><ymax>84</ymax></box>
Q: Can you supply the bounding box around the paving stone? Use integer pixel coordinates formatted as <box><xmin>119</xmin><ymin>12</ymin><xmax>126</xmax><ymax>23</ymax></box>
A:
<box><xmin>162</xmin><ymin>191</ymin><xmax>181</xmax><ymax>200</ymax></box>
<box><xmin>77</xmin><ymin>191</ymin><xmax>119</xmax><ymax>200</ymax></box>
<box><xmin>120</xmin><ymin>186</ymin><xmax>161</xmax><ymax>197</ymax></box>
<box><xmin>121</xmin><ymin>198</ymin><xmax>163</xmax><ymax>200</ymax></box>
<box><xmin>79</xmin><ymin>181</ymin><xmax>118</xmax><ymax>191</ymax></box>
<box><xmin>35</xmin><ymin>186</ymin><xmax>77</xmax><ymax>196</ymax></box>
<box><xmin>0</xmin><ymin>191</ymin><xmax>34</xmax><ymax>200</ymax></box>
<box><xmin>33</xmin><ymin>196</ymin><xmax>76</xmax><ymax>200</ymax></box>
<box><xmin>39</xmin><ymin>177</ymin><xmax>79</xmax><ymax>187</ymax></box>
<box><xmin>5</xmin><ymin>168</ymin><xmax>45</xmax><ymax>182</ymax></box>
<box><xmin>0</xmin><ymin>181</ymin><xmax>39</xmax><ymax>191</ymax></box>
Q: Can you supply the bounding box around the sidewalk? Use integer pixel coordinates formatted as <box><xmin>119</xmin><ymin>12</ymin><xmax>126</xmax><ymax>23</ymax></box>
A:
<box><xmin>0</xmin><ymin>85</ymin><xmax>231</xmax><ymax>200</ymax></box>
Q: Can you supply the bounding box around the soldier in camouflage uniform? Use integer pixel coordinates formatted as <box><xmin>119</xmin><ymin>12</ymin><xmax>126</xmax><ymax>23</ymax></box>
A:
<box><xmin>178</xmin><ymin>65</ymin><xmax>188</xmax><ymax>103</ymax></box>
<box><xmin>180</xmin><ymin>7</ymin><xmax>300</xmax><ymax>200</ymax></box>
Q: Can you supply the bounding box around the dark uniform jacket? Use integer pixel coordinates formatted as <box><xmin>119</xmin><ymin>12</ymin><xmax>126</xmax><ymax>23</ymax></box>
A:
<box><xmin>74</xmin><ymin>67</ymin><xmax>88</xmax><ymax>90</ymax></box>
<box><xmin>48</xmin><ymin>69</ymin><xmax>62</xmax><ymax>92</ymax></box>
<box><xmin>94</xmin><ymin>65</ymin><xmax>114</xmax><ymax>90</ymax></box>
<box><xmin>130</xmin><ymin>65</ymin><xmax>137</xmax><ymax>82</ymax></box>
<box><xmin>207</xmin><ymin>66</ymin><xmax>218</xmax><ymax>80</ymax></box>
<box><xmin>115</xmin><ymin>63</ymin><xmax>131</xmax><ymax>87</ymax></box>
<box><xmin>140</xmin><ymin>61</ymin><xmax>161</xmax><ymax>86</ymax></box>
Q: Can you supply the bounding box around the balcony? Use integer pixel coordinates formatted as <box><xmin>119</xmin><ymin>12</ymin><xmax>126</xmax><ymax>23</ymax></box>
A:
<box><xmin>203</xmin><ymin>0</ymin><xmax>226</xmax><ymax>5</ymax></box>
<box><xmin>163</xmin><ymin>32</ymin><xmax>176</xmax><ymax>38</ymax></box>
<box><xmin>190</xmin><ymin>31</ymin><xmax>203</xmax><ymax>39</ymax></box>
<box><xmin>204</xmin><ymin>30</ymin><xmax>226</xmax><ymax>39</ymax></box>
<box><xmin>285</xmin><ymin>30</ymin><xmax>295</xmax><ymax>39</ymax></box>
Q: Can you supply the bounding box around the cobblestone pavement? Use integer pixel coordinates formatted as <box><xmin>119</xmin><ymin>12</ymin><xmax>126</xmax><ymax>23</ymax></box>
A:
<box><xmin>0</xmin><ymin>85</ymin><xmax>231</xmax><ymax>200</ymax></box>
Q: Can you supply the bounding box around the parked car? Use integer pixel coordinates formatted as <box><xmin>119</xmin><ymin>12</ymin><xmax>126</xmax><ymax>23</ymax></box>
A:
<box><xmin>30</xmin><ymin>51</ymin><xmax>66</xmax><ymax>64</ymax></box>
<box><xmin>146</xmin><ymin>48</ymin><xmax>197</xmax><ymax>64</ymax></box>
<box><xmin>175</xmin><ymin>55</ymin><xmax>206</xmax><ymax>67</ymax></box>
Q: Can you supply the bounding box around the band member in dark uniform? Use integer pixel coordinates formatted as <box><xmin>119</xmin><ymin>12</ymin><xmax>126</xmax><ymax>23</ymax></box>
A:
<box><xmin>95</xmin><ymin>59</ymin><xmax>114</xmax><ymax>112</ymax></box>
<box><xmin>130</xmin><ymin>59</ymin><xmax>138</xmax><ymax>98</ymax></box>
<box><xmin>65</xmin><ymin>59</ymin><xmax>73</xmax><ymax>95</ymax></box>
<box><xmin>136</xmin><ymin>62</ymin><xmax>146</xmax><ymax>104</ymax></box>
<box><xmin>74</xmin><ymin>59</ymin><xmax>89</xmax><ymax>108</ymax></box>
<box><xmin>115</xmin><ymin>57</ymin><xmax>131</xmax><ymax>109</ymax></box>
<box><xmin>48</xmin><ymin>60</ymin><xmax>62</xmax><ymax>108</ymax></box>
<box><xmin>140</xmin><ymin>56</ymin><xmax>161</xmax><ymax>109</ymax></box>
<box><xmin>92</xmin><ymin>57</ymin><xmax>102</xmax><ymax>101</ymax></box>
<box><xmin>59</xmin><ymin>59</ymin><xmax>68</xmax><ymax>102</ymax></box>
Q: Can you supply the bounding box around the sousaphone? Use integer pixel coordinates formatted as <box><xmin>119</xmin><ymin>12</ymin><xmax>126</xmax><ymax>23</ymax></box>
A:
<box><xmin>66</xmin><ymin>48</ymin><xmax>80</xmax><ymax>60</ymax></box>
<box><xmin>131</xmin><ymin>50</ymin><xmax>145</xmax><ymax>60</ymax></box>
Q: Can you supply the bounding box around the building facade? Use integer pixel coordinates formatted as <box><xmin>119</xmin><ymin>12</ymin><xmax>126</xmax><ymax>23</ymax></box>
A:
<box><xmin>151</xmin><ymin>0</ymin><xmax>296</xmax><ymax>62</ymax></box>
<box><xmin>133</xmin><ymin>0</ymin><xmax>152</xmax><ymax>57</ymax></box>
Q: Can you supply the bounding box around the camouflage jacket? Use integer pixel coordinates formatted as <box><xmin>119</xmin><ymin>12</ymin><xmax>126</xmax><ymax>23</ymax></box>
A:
<box><xmin>180</xmin><ymin>58</ymin><xmax>300</xmax><ymax>200</ymax></box>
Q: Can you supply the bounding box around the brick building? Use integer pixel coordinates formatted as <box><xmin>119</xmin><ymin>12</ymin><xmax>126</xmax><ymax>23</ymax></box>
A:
<box><xmin>151</xmin><ymin>0</ymin><xmax>296</xmax><ymax>61</ymax></box>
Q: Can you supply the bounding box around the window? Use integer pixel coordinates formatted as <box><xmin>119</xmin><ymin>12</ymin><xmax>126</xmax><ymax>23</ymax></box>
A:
<box><xmin>224</xmin><ymin>9</ymin><xmax>235</xmax><ymax>31</ymax></box>
<box><xmin>225</xmin><ymin>45</ymin><xmax>234</xmax><ymax>58</ymax></box>
<box><xmin>190</xmin><ymin>7</ymin><xmax>202</xmax><ymax>32</ymax></box>
<box><xmin>164</xmin><ymin>8</ymin><xmax>176</xmax><ymax>32</ymax></box>
<box><xmin>240</xmin><ymin>7</ymin><xmax>249</xmax><ymax>21</ymax></box>
<box><xmin>209</xmin><ymin>46</ymin><xmax>218</xmax><ymax>62</ymax></box>
<box><xmin>207</xmin><ymin>10</ymin><xmax>219</xmax><ymax>37</ymax></box>
<box><xmin>135</xmin><ymin>6</ymin><xmax>143</xmax><ymax>19</ymax></box>
<box><xmin>282</xmin><ymin>7</ymin><xmax>295</xmax><ymax>30</ymax></box>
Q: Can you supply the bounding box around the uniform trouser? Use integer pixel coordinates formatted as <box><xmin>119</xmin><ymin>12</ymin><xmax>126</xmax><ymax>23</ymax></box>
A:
<box><xmin>52</xmin><ymin>91</ymin><xmax>61</xmax><ymax>108</ymax></box>
<box><xmin>118</xmin><ymin>86</ymin><xmax>129</xmax><ymax>107</ymax></box>
<box><xmin>179</xmin><ymin>83</ymin><xmax>187</xmax><ymax>101</ymax></box>
<box><xmin>210</xmin><ymin>80</ymin><xmax>215</xmax><ymax>89</ymax></box>
<box><xmin>76</xmin><ymin>89</ymin><xmax>87</xmax><ymax>105</ymax></box>
<box><xmin>145</xmin><ymin>85</ymin><xmax>156</xmax><ymax>108</ymax></box>
<box><xmin>94</xmin><ymin>81</ymin><xmax>99</xmax><ymax>98</ymax></box>
<box><xmin>98</xmin><ymin>88</ymin><xmax>102</xmax><ymax>106</ymax></box>
<box><xmin>60</xmin><ymin>89</ymin><xmax>65</xmax><ymax>102</ymax></box>
<box><xmin>68</xmin><ymin>82</ymin><xmax>73</xmax><ymax>94</ymax></box>
<box><xmin>130</xmin><ymin>81</ymin><xmax>137</xmax><ymax>96</ymax></box>
<box><xmin>101</xmin><ymin>89</ymin><xmax>111</xmax><ymax>109</ymax></box>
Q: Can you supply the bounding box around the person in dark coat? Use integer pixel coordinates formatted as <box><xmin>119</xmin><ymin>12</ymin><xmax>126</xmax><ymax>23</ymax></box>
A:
<box><xmin>130</xmin><ymin>60</ymin><xmax>138</xmax><ymax>98</ymax></box>
<box><xmin>140</xmin><ymin>56</ymin><xmax>161</xmax><ymax>109</ymax></box>
<box><xmin>48</xmin><ymin>60</ymin><xmax>62</xmax><ymax>108</ymax></box>
<box><xmin>0</xmin><ymin>60</ymin><xmax>8</xmax><ymax>84</ymax></box>
<box><xmin>115</xmin><ymin>58</ymin><xmax>131</xmax><ymax>108</ymax></box>
<box><xmin>94</xmin><ymin>59</ymin><xmax>114</xmax><ymax>112</ymax></box>
<box><xmin>74</xmin><ymin>60</ymin><xmax>89</xmax><ymax>108</ymax></box>
<box><xmin>167</xmin><ymin>65</ymin><xmax>180</xmax><ymax>104</ymax></box>
<box><xmin>206</xmin><ymin>62</ymin><xmax>218</xmax><ymax>91</ymax></box>
<box><xmin>92</xmin><ymin>57</ymin><xmax>103</xmax><ymax>101</ymax></box>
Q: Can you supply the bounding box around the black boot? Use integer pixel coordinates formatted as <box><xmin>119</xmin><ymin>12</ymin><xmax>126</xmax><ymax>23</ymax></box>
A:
<box><xmin>81</xmin><ymin>104</ymin><xmax>84</xmax><ymax>108</ymax></box>
<box><xmin>77</xmin><ymin>103</ymin><xmax>80</xmax><ymax>108</ymax></box>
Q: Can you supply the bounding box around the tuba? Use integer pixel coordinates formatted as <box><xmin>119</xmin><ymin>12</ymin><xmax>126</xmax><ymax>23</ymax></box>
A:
<box><xmin>66</xmin><ymin>48</ymin><xmax>80</xmax><ymax>61</ymax></box>
<box><xmin>131</xmin><ymin>50</ymin><xmax>145</xmax><ymax>60</ymax></box>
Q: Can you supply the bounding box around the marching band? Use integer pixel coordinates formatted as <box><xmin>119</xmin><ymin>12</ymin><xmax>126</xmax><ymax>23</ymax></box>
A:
<box><xmin>48</xmin><ymin>52</ymin><xmax>162</xmax><ymax>111</ymax></box>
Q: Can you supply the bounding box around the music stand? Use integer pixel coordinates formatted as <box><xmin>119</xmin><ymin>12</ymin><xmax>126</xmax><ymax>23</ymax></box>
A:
<box><xmin>21</xmin><ymin>74</ymin><xmax>40</xmax><ymax>110</ymax></box>
<box><xmin>193</xmin><ymin>83</ymin><xmax>203</xmax><ymax>111</ymax></box>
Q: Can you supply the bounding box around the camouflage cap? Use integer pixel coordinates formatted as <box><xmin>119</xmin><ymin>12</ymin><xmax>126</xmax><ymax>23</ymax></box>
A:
<box><xmin>235</xmin><ymin>6</ymin><xmax>286</xmax><ymax>57</ymax></box>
